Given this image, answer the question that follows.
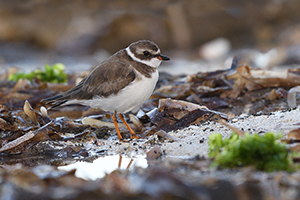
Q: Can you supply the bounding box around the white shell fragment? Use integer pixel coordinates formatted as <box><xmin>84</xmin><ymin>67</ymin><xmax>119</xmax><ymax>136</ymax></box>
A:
<box><xmin>40</xmin><ymin>106</ymin><xmax>48</xmax><ymax>117</ymax></box>
<box><xmin>287</xmin><ymin>86</ymin><xmax>300</xmax><ymax>108</ymax></box>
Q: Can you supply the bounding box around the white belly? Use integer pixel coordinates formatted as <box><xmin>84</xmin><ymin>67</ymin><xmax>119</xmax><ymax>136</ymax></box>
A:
<box><xmin>68</xmin><ymin>71</ymin><xmax>158</xmax><ymax>113</ymax></box>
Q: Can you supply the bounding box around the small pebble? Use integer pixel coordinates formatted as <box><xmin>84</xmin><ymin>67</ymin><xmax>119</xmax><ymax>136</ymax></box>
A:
<box><xmin>146</xmin><ymin>146</ymin><xmax>162</xmax><ymax>159</ymax></box>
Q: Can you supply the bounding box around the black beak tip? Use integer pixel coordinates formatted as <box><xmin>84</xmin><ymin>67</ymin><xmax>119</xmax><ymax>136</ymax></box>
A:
<box><xmin>159</xmin><ymin>54</ymin><xmax>170</xmax><ymax>61</ymax></box>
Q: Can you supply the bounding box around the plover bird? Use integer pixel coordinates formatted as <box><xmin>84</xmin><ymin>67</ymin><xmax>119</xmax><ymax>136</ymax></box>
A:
<box><xmin>42</xmin><ymin>40</ymin><xmax>170</xmax><ymax>140</ymax></box>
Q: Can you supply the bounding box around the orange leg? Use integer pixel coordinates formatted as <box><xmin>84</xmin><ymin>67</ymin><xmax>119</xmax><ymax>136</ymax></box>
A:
<box><xmin>112</xmin><ymin>111</ymin><xmax>123</xmax><ymax>140</ymax></box>
<box><xmin>126</xmin><ymin>159</ymin><xmax>134</xmax><ymax>170</ymax></box>
<box><xmin>118</xmin><ymin>155</ymin><xmax>122</xmax><ymax>168</ymax></box>
<box><xmin>118</xmin><ymin>113</ymin><xmax>139</xmax><ymax>139</ymax></box>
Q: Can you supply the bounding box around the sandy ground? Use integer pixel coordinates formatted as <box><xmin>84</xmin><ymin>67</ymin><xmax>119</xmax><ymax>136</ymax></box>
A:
<box><xmin>84</xmin><ymin>107</ymin><xmax>300</xmax><ymax>159</ymax></box>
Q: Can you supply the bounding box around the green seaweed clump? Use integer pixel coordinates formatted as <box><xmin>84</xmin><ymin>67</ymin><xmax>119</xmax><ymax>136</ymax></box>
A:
<box><xmin>208</xmin><ymin>132</ymin><xmax>293</xmax><ymax>172</ymax></box>
<box><xmin>8</xmin><ymin>63</ymin><xmax>68</xmax><ymax>83</ymax></box>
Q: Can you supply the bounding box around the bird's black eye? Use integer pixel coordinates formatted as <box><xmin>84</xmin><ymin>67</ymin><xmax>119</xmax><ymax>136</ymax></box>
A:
<box><xmin>143</xmin><ymin>51</ymin><xmax>150</xmax><ymax>56</ymax></box>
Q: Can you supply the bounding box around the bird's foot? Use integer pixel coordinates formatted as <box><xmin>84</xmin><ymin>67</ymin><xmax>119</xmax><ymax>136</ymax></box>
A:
<box><xmin>130</xmin><ymin>133</ymin><xmax>139</xmax><ymax>140</ymax></box>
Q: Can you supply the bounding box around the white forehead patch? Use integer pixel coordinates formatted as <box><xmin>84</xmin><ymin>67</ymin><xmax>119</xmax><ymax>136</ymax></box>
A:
<box><xmin>126</xmin><ymin>47</ymin><xmax>162</xmax><ymax>68</ymax></box>
<box><xmin>136</xmin><ymin>48</ymin><xmax>160</xmax><ymax>55</ymax></box>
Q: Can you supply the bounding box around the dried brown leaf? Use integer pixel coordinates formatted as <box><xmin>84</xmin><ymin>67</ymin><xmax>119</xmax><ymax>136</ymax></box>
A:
<box><xmin>158</xmin><ymin>98</ymin><xmax>207</xmax><ymax>112</ymax></box>
<box><xmin>266</xmin><ymin>89</ymin><xmax>280</xmax><ymax>101</ymax></box>
<box><xmin>23</xmin><ymin>100</ymin><xmax>39</xmax><ymax>125</ymax></box>
<box><xmin>128</xmin><ymin>114</ymin><xmax>144</xmax><ymax>132</ymax></box>
<box><xmin>148</xmin><ymin>108</ymin><xmax>176</xmax><ymax>128</ymax></box>
<box><xmin>226</xmin><ymin>65</ymin><xmax>251</xmax><ymax>80</ymax></box>
<box><xmin>247</xmin><ymin>69</ymin><xmax>300</xmax><ymax>90</ymax></box>
<box><xmin>10</xmin><ymin>79</ymin><xmax>30</xmax><ymax>93</ymax></box>
<box><xmin>0</xmin><ymin>117</ymin><xmax>17</xmax><ymax>131</ymax></box>
<box><xmin>0</xmin><ymin>123</ymin><xmax>50</xmax><ymax>153</ymax></box>
<box><xmin>220</xmin><ymin>66</ymin><xmax>300</xmax><ymax>99</ymax></box>
<box><xmin>221</xmin><ymin>76</ymin><xmax>248</xmax><ymax>99</ymax></box>
<box><xmin>161</xmin><ymin>109</ymin><xmax>212</xmax><ymax>132</ymax></box>
<box><xmin>287</xmin><ymin>128</ymin><xmax>300</xmax><ymax>140</ymax></box>
<box><xmin>0</xmin><ymin>131</ymin><xmax>35</xmax><ymax>152</ymax></box>
<box><xmin>149</xmin><ymin>99</ymin><xmax>228</xmax><ymax>132</ymax></box>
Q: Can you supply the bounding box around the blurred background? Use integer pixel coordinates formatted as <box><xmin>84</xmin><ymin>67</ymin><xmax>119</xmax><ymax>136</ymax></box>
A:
<box><xmin>1</xmin><ymin>0</ymin><xmax>300</xmax><ymax>74</ymax></box>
